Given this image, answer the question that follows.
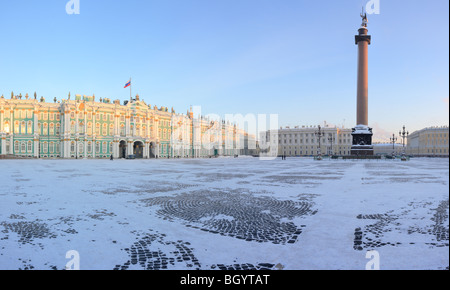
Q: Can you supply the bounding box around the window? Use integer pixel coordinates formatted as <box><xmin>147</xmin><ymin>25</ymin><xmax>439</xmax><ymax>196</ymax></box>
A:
<box><xmin>28</xmin><ymin>141</ymin><xmax>33</xmax><ymax>153</ymax></box>
<box><xmin>56</xmin><ymin>124</ymin><xmax>61</xmax><ymax>135</ymax></box>
<box><xmin>102</xmin><ymin>142</ymin><xmax>107</xmax><ymax>154</ymax></box>
<box><xmin>79</xmin><ymin>142</ymin><xmax>83</xmax><ymax>154</ymax></box>
<box><xmin>56</xmin><ymin>143</ymin><xmax>60</xmax><ymax>154</ymax></box>
<box><xmin>95</xmin><ymin>123</ymin><xmax>100</xmax><ymax>135</ymax></box>
<box><xmin>49</xmin><ymin>123</ymin><xmax>54</xmax><ymax>135</ymax></box>
<box><xmin>71</xmin><ymin>142</ymin><xmax>75</xmax><ymax>153</ymax></box>
<box><xmin>109</xmin><ymin>142</ymin><xmax>113</xmax><ymax>154</ymax></box>
<box><xmin>103</xmin><ymin>114</ymin><xmax>107</xmax><ymax>121</ymax></box>
<box><xmin>14</xmin><ymin>121</ymin><xmax>20</xmax><ymax>134</ymax></box>
<box><xmin>4</xmin><ymin>122</ymin><xmax>10</xmax><ymax>133</ymax></box>
<box><xmin>103</xmin><ymin>123</ymin><xmax>107</xmax><ymax>136</ymax></box>
<box><xmin>27</xmin><ymin>110</ymin><xmax>33</xmax><ymax>119</ymax></box>
<box><xmin>50</xmin><ymin>113</ymin><xmax>54</xmax><ymax>121</ymax></box>
<box><xmin>87</xmin><ymin>122</ymin><xmax>92</xmax><ymax>135</ymax></box>
<box><xmin>79</xmin><ymin>122</ymin><xmax>85</xmax><ymax>134</ymax></box>
<box><xmin>96</xmin><ymin>142</ymin><xmax>100</xmax><ymax>154</ymax></box>
<box><xmin>43</xmin><ymin>142</ymin><xmax>48</xmax><ymax>154</ymax></box>
<box><xmin>110</xmin><ymin>124</ymin><xmax>114</xmax><ymax>135</ymax></box>
<box><xmin>21</xmin><ymin>121</ymin><xmax>26</xmax><ymax>134</ymax></box>
<box><xmin>50</xmin><ymin>142</ymin><xmax>54</xmax><ymax>154</ymax></box>
<box><xmin>87</xmin><ymin>142</ymin><xmax>92</xmax><ymax>153</ymax></box>
<box><xmin>21</xmin><ymin>142</ymin><xmax>26</xmax><ymax>153</ymax></box>
<box><xmin>70</xmin><ymin>122</ymin><xmax>75</xmax><ymax>134</ymax></box>
<box><xmin>14</xmin><ymin>141</ymin><xmax>19</xmax><ymax>153</ymax></box>
<box><xmin>43</xmin><ymin>123</ymin><xmax>48</xmax><ymax>135</ymax></box>
<box><xmin>27</xmin><ymin>121</ymin><xmax>33</xmax><ymax>134</ymax></box>
<box><xmin>120</xmin><ymin>124</ymin><xmax>125</xmax><ymax>136</ymax></box>
<box><xmin>71</xmin><ymin>112</ymin><xmax>75</xmax><ymax>119</ymax></box>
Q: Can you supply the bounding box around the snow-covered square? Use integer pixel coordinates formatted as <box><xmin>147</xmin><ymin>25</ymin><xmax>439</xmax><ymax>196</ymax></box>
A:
<box><xmin>0</xmin><ymin>157</ymin><xmax>448</xmax><ymax>270</ymax></box>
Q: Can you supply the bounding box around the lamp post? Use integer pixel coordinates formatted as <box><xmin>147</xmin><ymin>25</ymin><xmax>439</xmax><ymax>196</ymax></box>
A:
<box><xmin>328</xmin><ymin>135</ymin><xmax>335</xmax><ymax>156</ymax></box>
<box><xmin>390</xmin><ymin>134</ymin><xmax>397</xmax><ymax>157</ymax></box>
<box><xmin>315</xmin><ymin>125</ymin><xmax>324</xmax><ymax>160</ymax></box>
<box><xmin>399</xmin><ymin>125</ymin><xmax>409</xmax><ymax>160</ymax></box>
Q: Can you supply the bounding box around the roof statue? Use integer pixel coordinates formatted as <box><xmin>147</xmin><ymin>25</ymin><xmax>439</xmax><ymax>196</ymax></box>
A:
<box><xmin>360</xmin><ymin>8</ymin><xmax>368</xmax><ymax>28</ymax></box>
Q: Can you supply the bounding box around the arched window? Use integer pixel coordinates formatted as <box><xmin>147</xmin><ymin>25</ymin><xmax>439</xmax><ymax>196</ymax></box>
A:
<box><xmin>27</xmin><ymin>121</ymin><xmax>33</xmax><ymax>134</ymax></box>
<box><xmin>14</xmin><ymin>121</ymin><xmax>20</xmax><ymax>134</ymax></box>
<box><xmin>20</xmin><ymin>121</ymin><xmax>26</xmax><ymax>134</ymax></box>
<box><xmin>43</xmin><ymin>142</ymin><xmax>48</xmax><ymax>153</ymax></box>
<box><xmin>109</xmin><ymin>142</ymin><xmax>113</xmax><ymax>154</ymax></box>
<box><xmin>4</xmin><ymin>121</ymin><xmax>10</xmax><ymax>133</ymax></box>
<box><xmin>56</xmin><ymin>142</ymin><xmax>61</xmax><ymax>154</ymax></box>
<box><xmin>110</xmin><ymin>124</ymin><xmax>114</xmax><ymax>135</ymax></box>
<box><xmin>50</xmin><ymin>142</ymin><xmax>55</xmax><ymax>153</ymax></box>
<box><xmin>87</xmin><ymin>142</ymin><xmax>92</xmax><ymax>153</ymax></box>
<box><xmin>49</xmin><ymin>123</ymin><xmax>54</xmax><ymax>135</ymax></box>
<box><xmin>87</xmin><ymin>122</ymin><xmax>92</xmax><ymax>135</ymax></box>
<box><xmin>70</xmin><ymin>141</ymin><xmax>75</xmax><ymax>153</ymax></box>
<box><xmin>102</xmin><ymin>123</ymin><xmax>107</xmax><ymax>136</ymax></box>
<box><xmin>95</xmin><ymin>142</ymin><xmax>100</xmax><ymax>154</ymax></box>
<box><xmin>14</xmin><ymin>141</ymin><xmax>19</xmax><ymax>153</ymax></box>
<box><xmin>27</xmin><ymin>141</ymin><xmax>33</xmax><ymax>153</ymax></box>
<box><xmin>120</xmin><ymin>124</ymin><xmax>125</xmax><ymax>136</ymax></box>
<box><xmin>56</xmin><ymin>124</ymin><xmax>61</xmax><ymax>135</ymax></box>
<box><xmin>79</xmin><ymin>121</ymin><xmax>85</xmax><ymax>134</ymax></box>
<box><xmin>102</xmin><ymin>142</ymin><xmax>107</xmax><ymax>154</ymax></box>
<box><xmin>21</xmin><ymin>142</ymin><xmax>26</xmax><ymax>153</ymax></box>
<box><xmin>78</xmin><ymin>142</ymin><xmax>83</xmax><ymax>154</ymax></box>
<box><xmin>43</xmin><ymin>123</ymin><xmax>48</xmax><ymax>135</ymax></box>
<box><xmin>95</xmin><ymin>123</ymin><xmax>100</xmax><ymax>135</ymax></box>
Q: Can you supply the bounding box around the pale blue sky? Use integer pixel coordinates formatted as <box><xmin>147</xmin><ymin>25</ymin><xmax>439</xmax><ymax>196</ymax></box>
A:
<box><xmin>0</xmin><ymin>0</ymin><xmax>448</xmax><ymax>141</ymax></box>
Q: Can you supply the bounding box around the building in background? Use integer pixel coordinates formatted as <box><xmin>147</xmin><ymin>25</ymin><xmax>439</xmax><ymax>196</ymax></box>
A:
<box><xmin>406</xmin><ymin>126</ymin><xmax>449</xmax><ymax>157</ymax></box>
<box><xmin>264</xmin><ymin>125</ymin><xmax>353</xmax><ymax>157</ymax></box>
<box><xmin>0</xmin><ymin>93</ymin><xmax>252</xmax><ymax>159</ymax></box>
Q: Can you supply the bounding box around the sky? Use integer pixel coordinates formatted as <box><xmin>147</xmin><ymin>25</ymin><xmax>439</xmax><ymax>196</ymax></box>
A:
<box><xmin>0</xmin><ymin>0</ymin><xmax>448</xmax><ymax>142</ymax></box>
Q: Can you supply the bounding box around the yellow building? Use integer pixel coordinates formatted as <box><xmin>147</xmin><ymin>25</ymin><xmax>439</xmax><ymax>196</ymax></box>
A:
<box><xmin>407</xmin><ymin>126</ymin><xmax>449</xmax><ymax>157</ymax></box>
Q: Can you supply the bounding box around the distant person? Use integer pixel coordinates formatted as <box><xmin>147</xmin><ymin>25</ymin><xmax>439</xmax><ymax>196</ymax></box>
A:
<box><xmin>110</xmin><ymin>154</ymin><xmax>114</xmax><ymax>161</ymax></box>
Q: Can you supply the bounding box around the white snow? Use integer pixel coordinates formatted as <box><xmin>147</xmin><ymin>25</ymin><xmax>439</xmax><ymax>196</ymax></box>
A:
<box><xmin>0</xmin><ymin>157</ymin><xmax>448</xmax><ymax>270</ymax></box>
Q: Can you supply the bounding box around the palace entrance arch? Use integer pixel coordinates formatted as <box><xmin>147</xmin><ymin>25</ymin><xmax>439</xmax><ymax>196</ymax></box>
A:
<box><xmin>133</xmin><ymin>141</ymin><xmax>144</xmax><ymax>159</ymax></box>
<box><xmin>149</xmin><ymin>142</ymin><xmax>157</xmax><ymax>158</ymax></box>
<box><xmin>119</xmin><ymin>141</ymin><xmax>127</xmax><ymax>158</ymax></box>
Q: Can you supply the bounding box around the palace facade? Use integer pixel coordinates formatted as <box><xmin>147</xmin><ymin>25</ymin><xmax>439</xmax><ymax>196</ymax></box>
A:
<box><xmin>0</xmin><ymin>93</ymin><xmax>253</xmax><ymax>159</ymax></box>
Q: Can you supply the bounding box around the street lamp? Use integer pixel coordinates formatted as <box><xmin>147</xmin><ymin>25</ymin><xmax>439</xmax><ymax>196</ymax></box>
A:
<box><xmin>328</xmin><ymin>135</ymin><xmax>335</xmax><ymax>156</ymax></box>
<box><xmin>315</xmin><ymin>125</ymin><xmax>324</xmax><ymax>159</ymax></box>
<box><xmin>399</xmin><ymin>125</ymin><xmax>409</xmax><ymax>160</ymax></box>
<box><xmin>390</xmin><ymin>133</ymin><xmax>397</xmax><ymax>157</ymax></box>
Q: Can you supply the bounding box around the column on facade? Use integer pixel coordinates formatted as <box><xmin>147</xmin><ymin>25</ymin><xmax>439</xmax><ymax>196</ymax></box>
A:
<box><xmin>33</xmin><ymin>107</ymin><xmax>39</xmax><ymax>158</ymax></box>
<box><xmin>1</xmin><ymin>107</ymin><xmax>5</xmax><ymax>155</ymax></box>
<box><xmin>92</xmin><ymin>110</ymin><xmax>96</xmax><ymax>159</ymax></box>
<box><xmin>84</xmin><ymin>110</ymin><xmax>88</xmax><ymax>158</ymax></box>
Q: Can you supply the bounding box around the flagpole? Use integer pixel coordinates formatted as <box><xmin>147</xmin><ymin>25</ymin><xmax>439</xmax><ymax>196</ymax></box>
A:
<box><xmin>130</xmin><ymin>77</ymin><xmax>132</xmax><ymax>102</ymax></box>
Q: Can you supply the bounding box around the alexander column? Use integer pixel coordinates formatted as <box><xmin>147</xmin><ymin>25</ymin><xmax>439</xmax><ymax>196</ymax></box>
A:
<box><xmin>351</xmin><ymin>11</ymin><xmax>374</xmax><ymax>156</ymax></box>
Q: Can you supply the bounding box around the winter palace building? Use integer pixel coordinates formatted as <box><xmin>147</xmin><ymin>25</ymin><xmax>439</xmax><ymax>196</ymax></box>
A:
<box><xmin>0</xmin><ymin>93</ymin><xmax>253</xmax><ymax>159</ymax></box>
